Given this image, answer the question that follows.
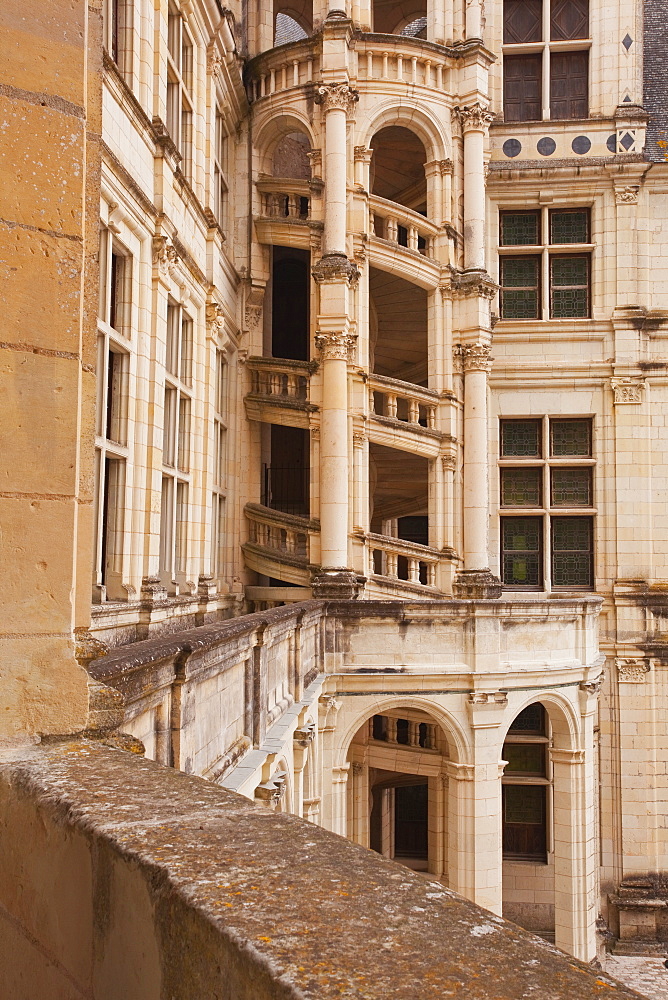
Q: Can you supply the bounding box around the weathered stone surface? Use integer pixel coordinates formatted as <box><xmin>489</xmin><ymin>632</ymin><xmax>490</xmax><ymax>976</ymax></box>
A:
<box><xmin>0</xmin><ymin>740</ymin><xmax>645</xmax><ymax>999</ymax></box>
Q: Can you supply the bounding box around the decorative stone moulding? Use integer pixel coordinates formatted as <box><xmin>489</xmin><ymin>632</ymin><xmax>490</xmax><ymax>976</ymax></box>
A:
<box><xmin>314</xmin><ymin>331</ymin><xmax>358</xmax><ymax>362</ymax></box>
<box><xmin>468</xmin><ymin>691</ymin><xmax>508</xmax><ymax>706</ymax></box>
<box><xmin>311</xmin><ymin>253</ymin><xmax>360</xmax><ymax>285</ymax></box>
<box><xmin>152</xmin><ymin>235</ymin><xmax>180</xmax><ymax>277</ymax></box>
<box><xmin>616</xmin><ymin>657</ymin><xmax>651</xmax><ymax>682</ymax></box>
<box><xmin>455</xmin><ymin>103</ymin><xmax>495</xmax><ymax>134</ymax></box>
<box><xmin>610</xmin><ymin>378</ymin><xmax>645</xmax><ymax>403</ymax></box>
<box><xmin>614</xmin><ymin>186</ymin><xmax>640</xmax><ymax>204</ymax></box>
<box><xmin>314</xmin><ymin>82</ymin><xmax>359</xmax><ymax>116</ymax></box>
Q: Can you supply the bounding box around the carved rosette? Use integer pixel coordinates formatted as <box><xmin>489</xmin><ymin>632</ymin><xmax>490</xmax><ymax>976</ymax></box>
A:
<box><xmin>311</xmin><ymin>253</ymin><xmax>360</xmax><ymax>285</ymax></box>
<box><xmin>456</xmin><ymin>103</ymin><xmax>495</xmax><ymax>135</ymax></box>
<box><xmin>315</xmin><ymin>331</ymin><xmax>357</xmax><ymax>362</ymax></box>
<box><xmin>616</xmin><ymin>657</ymin><xmax>650</xmax><ymax>682</ymax></box>
<box><xmin>461</xmin><ymin>341</ymin><xmax>493</xmax><ymax>373</ymax></box>
<box><xmin>152</xmin><ymin>235</ymin><xmax>179</xmax><ymax>277</ymax></box>
<box><xmin>610</xmin><ymin>377</ymin><xmax>645</xmax><ymax>404</ymax></box>
<box><xmin>314</xmin><ymin>82</ymin><xmax>359</xmax><ymax>117</ymax></box>
<box><xmin>615</xmin><ymin>186</ymin><xmax>639</xmax><ymax>205</ymax></box>
<box><xmin>206</xmin><ymin>301</ymin><xmax>225</xmax><ymax>337</ymax></box>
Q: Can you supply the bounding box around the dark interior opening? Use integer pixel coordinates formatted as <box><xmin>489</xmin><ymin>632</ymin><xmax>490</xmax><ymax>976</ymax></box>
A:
<box><xmin>394</xmin><ymin>782</ymin><xmax>428</xmax><ymax>858</ymax></box>
<box><xmin>271</xmin><ymin>246</ymin><xmax>310</xmax><ymax>361</ymax></box>
<box><xmin>263</xmin><ymin>424</ymin><xmax>309</xmax><ymax>517</ymax></box>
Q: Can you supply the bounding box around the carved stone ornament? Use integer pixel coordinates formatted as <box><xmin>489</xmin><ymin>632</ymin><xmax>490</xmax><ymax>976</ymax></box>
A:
<box><xmin>311</xmin><ymin>253</ymin><xmax>360</xmax><ymax>285</ymax></box>
<box><xmin>352</xmin><ymin>431</ymin><xmax>366</xmax><ymax>448</ymax></box>
<box><xmin>456</xmin><ymin>103</ymin><xmax>495</xmax><ymax>134</ymax></box>
<box><xmin>439</xmin><ymin>158</ymin><xmax>454</xmax><ymax>175</ymax></box>
<box><xmin>207</xmin><ymin>45</ymin><xmax>223</xmax><ymax>76</ymax></box>
<box><xmin>307</xmin><ymin>148</ymin><xmax>322</xmax><ymax>172</ymax></box>
<box><xmin>616</xmin><ymin>657</ymin><xmax>651</xmax><ymax>682</ymax></box>
<box><xmin>244</xmin><ymin>304</ymin><xmax>262</xmax><ymax>332</ymax></box>
<box><xmin>615</xmin><ymin>185</ymin><xmax>639</xmax><ymax>205</ymax></box>
<box><xmin>610</xmin><ymin>377</ymin><xmax>645</xmax><ymax>403</ymax></box>
<box><xmin>449</xmin><ymin>268</ymin><xmax>498</xmax><ymax>299</ymax></box>
<box><xmin>294</xmin><ymin>722</ymin><xmax>316</xmax><ymax>748</ymax></box>
<box><xmin>318</xmin><ymin>693</ymin><xmax>342</xmax><ymax>730</ymax></box>
<box><xmin>579</xmin><ymin>672</ymin><xmax>605</xmax><ymax>696</ymax></box>
<box><xmin>314</xmin><ymin>82</ymin><xmax>360</xmax><ymax>116</ymax></box>
<box><xmin>461</xmin><ymin>341</ymin><xmax>493</xmax><ymax>373</ymax></box>
<box><xmin>152</xmin><ymin>235</ymin><xmax>179</xmax><ymax>277</ymax></box>
<box><xmin>354</xmin><ymin>145</ymin><xmax>373</xmax><ymax>161</ymax></box>
<box><xmin>255</xmin><ymin>771</ymin><xmax>287</xmax><ymax>804</ymax></box>
<box><xmin>468</xmin><ymin>691</ymin><xmax>508</xmax><ymax>706</ymax></box>
<box><xmin>441</xmin><ymin>454</ymin><xmax>457</xmax><ymax>472</ymax></box>
<box><xmin>351</xmin><ymin>761</ymin><xmax>365</xmax><ymax>776</ymax></box>
<box><xmin>206</xmin><ymin>301</ymin><xmax>225</xmax><ymax>337</ymax></box>
<box><xmin>315</xmin><ymin>331</ymin><xmax>357</xmax><ymax>362</ymax></box>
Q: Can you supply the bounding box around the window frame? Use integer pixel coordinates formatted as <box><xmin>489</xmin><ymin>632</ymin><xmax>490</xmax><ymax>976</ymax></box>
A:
<box><xmin>166</xmin><ymin>1</ymin><xmax>195</xmax><ymax>178</ymax></box>
<box><xmin>502</xmin><ymin>0</ymin><xmax>591</xmax><ymax>122</ymax></box>
<box><xmin>103</xmin><ymin>0</ymin><xmax>133</xmax><ymax>77</ymax></box>
<box><xmin>499</xmin><ymin>417</ymin><xmax>596</xmax><ymax>592</ymax></box>
<box><xmin>498</xmin><ymin>207</ymin><xmax>593</xmax><ymax>321</ymax></box>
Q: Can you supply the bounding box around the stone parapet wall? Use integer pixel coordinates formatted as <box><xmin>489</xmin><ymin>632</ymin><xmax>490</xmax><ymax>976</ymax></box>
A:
<box><xmin>0</xmin><ymin>739</ymin><xmax>644</xmax><ymax>1000</ymax></box>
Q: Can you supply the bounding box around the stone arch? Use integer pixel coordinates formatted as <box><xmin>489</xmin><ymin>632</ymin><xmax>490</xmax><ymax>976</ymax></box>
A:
<box><xmin>358</xmin><ymin>101</ymin><xmax>450</xmax><ymax>164</ymax></box>
<box><xmin>335</xmin><ymin>696</ymin><xmax>472</xmax><ymax>768</ymax></box>
<box><xmin>373</xmin><ymin>0</ymin><xmax>426</xmax><ymax>35</ymax></box>
<box><xmin>500</xmin><ymin>690</ymin><xmax>581</xmax><ymax>751</ymax></box>
<box><xmin>254</xmin><ymin>113</ymin><xmax>315</xmax><ymax>177</ymax></box>
<box><xmin>274</xmin><ymin>0</ymin><xmax>313</xmax><ymax>42</ymax></box>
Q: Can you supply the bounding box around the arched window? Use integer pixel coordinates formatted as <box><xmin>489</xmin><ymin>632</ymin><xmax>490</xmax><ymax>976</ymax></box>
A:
<box><xmin>502</xmin><ymin>703</ymin><xmax>550</xmax><ymax>862</ymax></box>
<box><xmin>274</xmin><ymin>12</ymin><xmax>308</xmax><ymax>45</ymax></box>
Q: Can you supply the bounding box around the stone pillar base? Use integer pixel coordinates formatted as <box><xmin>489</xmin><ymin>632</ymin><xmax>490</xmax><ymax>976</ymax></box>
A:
<box><xmin>311</xmin><ymin>570</ymin><xmax>365</xmax><ymax>600</ymax></box>
<box><xmin>453</xmin><ymin>569</ymin><xmax>502</xmax><ymax>599</ymax></box>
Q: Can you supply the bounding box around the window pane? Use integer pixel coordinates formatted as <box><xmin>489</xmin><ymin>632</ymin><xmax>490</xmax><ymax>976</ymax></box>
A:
<box><xmin>501</xmin><ymin>419</ymin><xmax>542</xmax><ymax>457</ymax></box>
<box><xmin>551</xmin><ymin>468</ymin><xmax>592</xmax><ymax>506</ymax></box>
<box><xmin>550</xmin><ymin>51</ymin><xmax>588</xmax><ymax>119</ymax></box>
<box><xmin>504</xmin><ymin>0</ymin><xmax>543</xmax><ymax>42</ymax></box>
<box><xmin>550</xmin><ymin>255</ymin><xmax>589</xmax><ymax>318</ymax></box>
<box><xmin>503</xmin><ymin>744</ymin><xmax>546</xmax><ymax>775</ymax></box>
<box><xmin>501</xmin><ymin>256</ymin><xmax>540</xmax><ymax>319</ymax></box>
<box><xmin>501</xmin><ymin>467</ymin><xmax>542</xmax><ymax>506</ymax></box>
<box><xmin>550</xmin><ymin>0</ymin><xmax>588</xmax><ymax>40</ymax></box>
<box><xmin>502</xmin><ymin>516</ymin><xmax>543</xmax><ymax>587</ymax></box>
<box><xmin>551</xmin><ymin>516</ymin><xmax>593</xmax><ymax>587</ymax></box>
<box><xmin>500</xmin><ymin>211</ymin><xmax>540</xmax><ymax>246</ymax></box>
<box><xmin>550</xmin><ymin>419</ymin><xmax>591</xmax><ymax>456</ymax></box>
<box><xmin>503</xmin><ymin>785</ymin><xmax>547</xmax><ymax>860</ymax></box>
<box><xmin>504</xmin><ymin>54</ymin><xmax>542</xmax><ymax>122</ymax></box>
<box><xmin>550</xmin><ymin>210</ymin><xmax>589</xmax><ymax>244</ymax></box>
<box><xmin>509</xmin><ymin>703</ymin><xmax>545</xmax><ymax>734</ymax></box>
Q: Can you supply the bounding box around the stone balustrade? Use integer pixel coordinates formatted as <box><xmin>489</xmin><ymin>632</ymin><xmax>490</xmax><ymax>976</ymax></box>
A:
<box><xmin>355</xmin><ymin>35</ymin><xmax>456</xmax><ymax>91</ymax></box>
<box><xmin>246</xmin><ymin>39</ymin><xmax>319</xmax><ymax>102</ymax></box>
<box><xmin>246</xmin><ymin>356</ymin><xmax>314</xmax><ymax>403</ymax></box>
<box><xmin>366</xmin><ymin>531</ymin><xmax>440</xmax><ymax>588</ymax></box>
<box><xmin>0</xmin><ymin>738</ymin><xmax>639</xmax><ymax>1000</ymax></box>
<box><xmin>369</xmin><ymin>373</ymin><xmax>438</xmax><ymax>429</ymax></box>
<box><xmin>244</xmin><ymin>502</ymin><xmax>318</xmax><ymax>564</ymax></box>
<box><xmin>256</xmin><ymin>178</ymin><xmax>312</xmax><ymax>220</ymax></box>
<box><xmin>369</xmin><ymin>194</ymin><xmax>438</xmax><ymax>256</ymax></box>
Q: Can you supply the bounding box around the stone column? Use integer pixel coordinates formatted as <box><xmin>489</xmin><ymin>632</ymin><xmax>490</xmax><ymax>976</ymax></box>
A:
<box><xmin>315</xmin><ymin>82</ymin><xmax>359</xmax><ymax>258</ymax></box>
<box><xmin>350</xmin><ymin>760</ymin><xmax>370</xmax><ymax>847</ymax></box>
<box><xmin>465</xmin><ymin>0</ymin><xmax>484</xmax><ymax>39</ymax></box>
<box><xmin>454</xmin><ymin>342</ymin><xmax>501</xmax><ymax>598</ymax></box>
<box><xmin>456</xmin><ymin>104</ymin><xmax>493</xmax><ymax>274</ymax></box>
<box><xmin>311</xmin><ymin>82</ymin><xmax>362</xmax><ymax>599</ymax></box>
<box><xmin>330</xmin><ymin>763</ymin><xmax>351</xmax><ymax>837</ymax></box>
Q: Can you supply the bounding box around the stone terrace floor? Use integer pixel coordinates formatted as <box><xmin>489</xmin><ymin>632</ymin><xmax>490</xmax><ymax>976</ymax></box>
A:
<box><xmin>604</xmin><ymin>956</ymin><xmax>668</xmax><ymax>999</ymax></box>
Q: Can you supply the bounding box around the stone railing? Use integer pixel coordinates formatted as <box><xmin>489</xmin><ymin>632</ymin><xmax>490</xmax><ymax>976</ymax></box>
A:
<box><xmin>246</xmin><ymin>355</ymin><xmax>315</xmax><ymax>403</ymax></box>
<box><xmin>246</xmin><ymin>39</ymin><xmax>319</xmax><ymax>101</ymax></box>
<box><xmin>355</xmin><ymin>34</ymin><xmax>456</xmax><ymax>91</ymax></box>
<box><xmin>369</xmin><ymin>194</ymin><xmax>438</xmax><ymax>256</ymax></box>
<box><xmin>0</xmin><ymin>738</ymin><xmax>638</xmax><ymax>1000</ymax></box>
<box><xmin>256</xmin><ymin>177</ymin><xmax>312</xmax><ymax>220</ymax></box>
<box><xmin>369</xmin><ymin>373</ymin><xmax>438</xmax><ymax>429</ymax></box>
<box><xmin>366</xmin><ymin>531</ymin><xmax>440</xmax><ymax>588</ymax></box>
<box><xmin>244</xmin><ymin>502</ymin><xmax>318</xmax><ymax>564</ymax></box>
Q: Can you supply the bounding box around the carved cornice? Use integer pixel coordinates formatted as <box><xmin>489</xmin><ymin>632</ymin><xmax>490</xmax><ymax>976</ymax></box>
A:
<box><xmin>455</xmin><ymin>102</ymin><xmax>494</xmax><ymax>134</ymax></box>
<box><xmin>314</xmin><ymin>82</ymin><xmax>359</xmax><ymax>116</ymax></box>
<box><xmin>315</xmin><ymin>331</ymin><xmax>357</xmax><ymax>362</ymax></box>
<box><xmin>311</xmin><ymin>253</ymin><xmax>360</xmax><ymax>285</ymax></box>
<box><xmin>610</xmin><ymin>377</ymin><xmax>645</xmax><ymax>403</ymax></box>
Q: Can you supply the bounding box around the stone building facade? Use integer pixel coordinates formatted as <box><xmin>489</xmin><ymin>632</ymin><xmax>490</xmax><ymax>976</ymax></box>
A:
<box><xmin>2</xmin><ymin>0</ymin><xmax>668</xmax><ymax>973</ymax></box>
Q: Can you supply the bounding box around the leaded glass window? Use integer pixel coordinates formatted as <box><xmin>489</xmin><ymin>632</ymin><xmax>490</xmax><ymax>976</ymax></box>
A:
<box><xmin>502</xmin><ymin>517</ymin><xmax>542</xmax><ymax>587</ymax></box>
<box><xmin>550</xmin><ymin>467</ymin><xmax>591</xmax><ymax>506</ymax></box>
<box><xmin>550</xmin><ymin>418</ymin><xmax>591</xmax><ymax>456</ymax></box>
<box><xmin>550</xmin><ymin>209</ymin><xmax>589</xmax><ymax>244</ymax></box>
<box><xmin>500</xmin><ymin>211</ymin><xmax>540</xmax><ymax>246</ymax></box>
<box><xmin>508</xmin><ymin>703</ymin><xmax>545</xmax><ymax>734</ymax></box>
<box><xmin>551</xmin><ymin>516</ymin><xmax>592</xmax><ymax>587</ymax></box>
<box><xmin>501</xmin><ymin>467</ymin><xmax>542</xmax><ymax>506</ymax></box>
<box><xmin>550</xmin><ymin>254</ymin><xmax>589</xmax><ymax>317</ymax></box>
<box><xmin>500</xmin><ymin>256</ymin><xmax>540</xmax><ymax>319</ymax></box>
<box><xmin>501</xmin><ymin>419</ymin><xmax>542</xmax><ymax>457</ymax></box>
<box><xmin>504</xmin><ymin>743</ymin><xmax>546</xmax><ymax>774</ymax></box>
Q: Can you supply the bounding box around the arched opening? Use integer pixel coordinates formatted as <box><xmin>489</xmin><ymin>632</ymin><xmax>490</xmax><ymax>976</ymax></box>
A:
<box><xmin>269</xmin><ymin>246</ymin><xmax>310</xmax><ymax>361</ymax></box>
<box><xmin>272</xmin><ymin>131</ymin><xmax>311</xmax><ymax>179</ymax></box>
<box><xmin>347</xmin><ymin>707</ymin><xmax>450</xmax><ymax>878</ymax></box>
<box><xmin>369</xmin><ymin>266</ymin><xmax>427</xmax><ymax>385</ymax></box>
<box><xmin>501</xmin><ymin>702</ymin><xmax>554</xmax><ymax>940</ymax></box>
<box><xmin>370</xmin><ymin>126</ymin><xmax>427</xmax><ymax>213</ymax></box>
<box><xmin>274</xmin><ymin>2</ymin><xmax>312</xmax><ymax>45</ymax></box>
<box><xmin>372</xmin><ymin>0</ymin><xmax>427</xmax><ymax>36</ymax></box>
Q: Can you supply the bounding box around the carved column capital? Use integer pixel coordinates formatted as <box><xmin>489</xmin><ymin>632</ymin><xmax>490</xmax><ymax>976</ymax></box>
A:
<box><xmin>315</xmin><ymin>82</ymin><xmax>359</xmax><ymax>116</ymax></box>
<box><xmin>315</xmin><ymin>331</ymin><xmax>357</xmax><ymax>362</ymax></box>
<box><xmin>610</xmin><ymin>377</ymin><xmax>645</xmax><ymax>403</ymax></box>
<box><xmin>354</xmin><ymin>145</ymin><xmax>373</xmax><ymax>162</ymax></box>
<box><xmin>457</xmin><ymin>341</ymin><xmax>493</xmax><ymax>373</ymax></box>
<box><xmin>616</xmin><ymin>657</ymin><xmax>651</xmax><ymax>682</ymax></box>
<box><xmin>455</xmin><ymin>103</ymin><xmax>494</xmax><ymax>134</ymax></box>
<box><xmin>311</xmin><ymin>253</ymin><xmax>360</xmax><ymax>285</ymax></box>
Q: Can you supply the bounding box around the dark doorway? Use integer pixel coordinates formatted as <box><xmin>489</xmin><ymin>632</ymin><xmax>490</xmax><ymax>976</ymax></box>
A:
<box><xmin>263</xmin><ymin>424</ymin><xmax>309</xmax><ymax>517</ymax></box>
<box><xmin>394</xmin><ymin>782</ymin><xmax>428</xmax><ymax>859</ymax></box>
<box><xmin>272</xmin><ymin>247</ymin><xmax>310</xmax><ymax>361</ymax></box>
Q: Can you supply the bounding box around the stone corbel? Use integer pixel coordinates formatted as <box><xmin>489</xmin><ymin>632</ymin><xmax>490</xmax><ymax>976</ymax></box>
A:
<box><xmin>318</xmin><ymin>693</ymin><xmax>342</xmax><ymax>731</ymax></box>
<box><xmin>152</xmin><ymin>235</ymin><xmax>180</xmax><ymax>280</ymax></box>
<box><xmin>467</xmin><ymin>690</ymin><xmax>508</xmax><ymax>728</ymax></box>
<box><xmin>311</xmin><ymin>254</ymin><xmax>360</xmax><ymax>285</ymax></box>
<box><xmin>255</xmin><ymin>771</ymin><xmax>287</xmax><ymax>805</ymax></box>
<box><xmin>294</xmin><ymin>721</ymin><xmax>317</xmax><ymax>748</ymax></box>
<box><xmin>206</xmin><ymin>301</ymin><xmax>225</xmax><ymax>338</ymax></box>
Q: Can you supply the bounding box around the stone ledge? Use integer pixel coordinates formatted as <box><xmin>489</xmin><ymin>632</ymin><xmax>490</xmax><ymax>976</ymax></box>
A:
<box><xmin>0</xmin><ymin>740</ymin><xmax>644</xmax><ymax>999</ymax></box>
